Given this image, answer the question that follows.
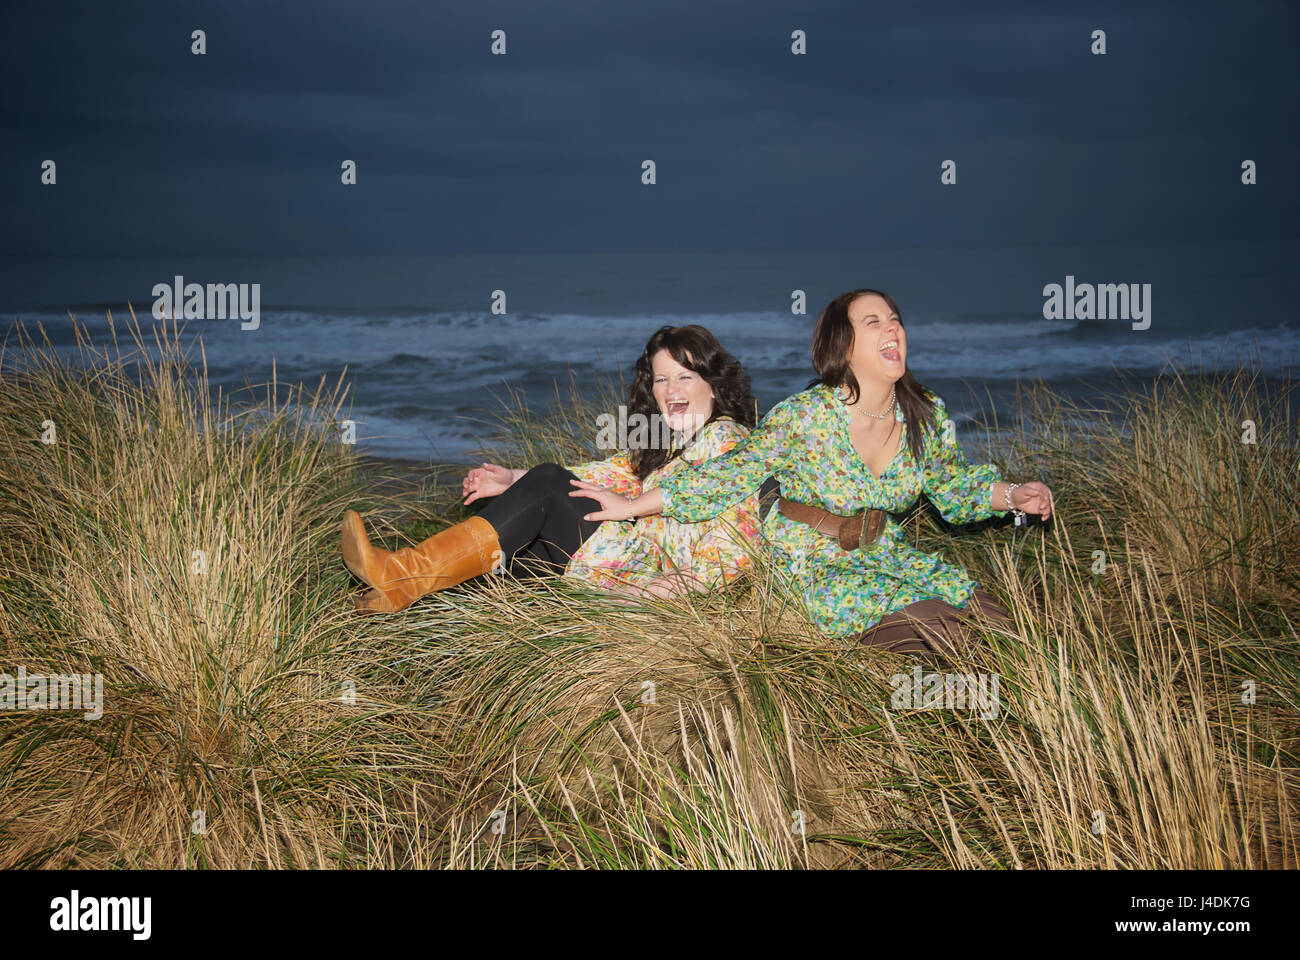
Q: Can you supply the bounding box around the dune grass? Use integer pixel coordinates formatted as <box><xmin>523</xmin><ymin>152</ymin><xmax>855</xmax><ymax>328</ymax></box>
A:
<box><xmin>0</xmin><ymin>312</ymin><xmax>1295</xmax><ymax>869</ymax></box>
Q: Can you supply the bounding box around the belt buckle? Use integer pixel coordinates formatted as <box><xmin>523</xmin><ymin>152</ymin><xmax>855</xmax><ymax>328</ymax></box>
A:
<box><xmin>852</xmin><ymin>509</ymin><xmax>886</xmax><ymax>550</ymax></box>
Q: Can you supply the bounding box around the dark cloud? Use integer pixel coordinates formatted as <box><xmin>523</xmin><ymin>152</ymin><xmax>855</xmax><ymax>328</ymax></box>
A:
<box><xmin>1</xmin><ymin>0</ymin><xmax>1295</xmax><ymax>256</ymax></box>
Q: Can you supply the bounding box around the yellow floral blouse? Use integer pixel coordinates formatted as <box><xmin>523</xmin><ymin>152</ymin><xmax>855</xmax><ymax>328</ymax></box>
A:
<box><xmin>656</xmin><ymin>384</ymin><xmax>1009</xmax><ymax>637</ymax></box>
<box><xmin>564</xmin><ymin>417</ymin><xmax>761</xmax><ymax>592</ymax></box>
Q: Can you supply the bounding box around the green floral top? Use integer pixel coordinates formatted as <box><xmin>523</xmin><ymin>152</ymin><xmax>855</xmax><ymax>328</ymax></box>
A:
<box><xmin>657</xmin><ymin>383</ymin><xmax>1009</xmax><ymax>638</ymax></box>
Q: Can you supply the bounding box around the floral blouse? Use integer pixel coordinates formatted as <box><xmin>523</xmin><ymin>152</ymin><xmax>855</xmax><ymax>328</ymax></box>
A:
<box><xmin>563</xmin><ymin>417</ymin><xmax>762</xmax><ymax>592</ymax></box>
<box><xmin>656</xmin><ymin>384</ymin><xmax>1008</xmax><ymax>638</ymax></box>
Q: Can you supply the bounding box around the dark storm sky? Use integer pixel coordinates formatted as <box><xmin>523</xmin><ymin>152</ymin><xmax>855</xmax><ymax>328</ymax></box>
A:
<box><xmin>2</xmin><ymin>0</ymin><xmax>1296</xmax><ymax>257</ymax></box>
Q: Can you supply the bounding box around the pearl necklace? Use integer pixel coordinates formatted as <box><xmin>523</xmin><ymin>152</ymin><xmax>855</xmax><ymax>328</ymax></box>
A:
<box><xmin>850</xmin><ymin>386</ymin><xmax>896</xmax><ymax>421</ymax></box>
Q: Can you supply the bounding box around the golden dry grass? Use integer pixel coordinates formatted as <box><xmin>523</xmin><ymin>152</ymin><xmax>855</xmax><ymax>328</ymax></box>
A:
<box><xmin>1</xmin><ymin>314</ymin><xmax>1295</xmax><ymax>868</ymax></box>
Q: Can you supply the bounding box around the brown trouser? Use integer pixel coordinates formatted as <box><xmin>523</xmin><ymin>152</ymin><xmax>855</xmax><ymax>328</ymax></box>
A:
<box><xmin>858</xmin><ymin>588</ymin><xmax>1012</xmax><ymax>655</ymax></box>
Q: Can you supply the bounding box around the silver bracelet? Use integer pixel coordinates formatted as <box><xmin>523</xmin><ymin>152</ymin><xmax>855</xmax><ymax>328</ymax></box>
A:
<box><xmin>1004</xmin><ymin>482</ymin><xmax>1026</xmax><ymax>526</ymax></box>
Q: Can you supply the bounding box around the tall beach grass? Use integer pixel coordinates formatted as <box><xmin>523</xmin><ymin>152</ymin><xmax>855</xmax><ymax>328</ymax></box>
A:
<box><xmin>1</xmin><ymin>313</ymin><xmax>1295</xmax><ymax>868</ymax></box>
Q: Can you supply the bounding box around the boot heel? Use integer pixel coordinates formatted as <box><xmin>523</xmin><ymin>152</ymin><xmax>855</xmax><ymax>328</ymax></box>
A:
<box><xmin>355</xmin><ymin>586</ymin><xmax>400</xmax><ymax>614</ymax></box>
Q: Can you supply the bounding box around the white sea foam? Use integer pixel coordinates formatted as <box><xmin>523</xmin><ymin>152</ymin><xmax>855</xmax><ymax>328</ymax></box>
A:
<box><xmin>6</xmin><ymin>307</ymin><xmax>1296</xmax><ymax>460</ymax></box>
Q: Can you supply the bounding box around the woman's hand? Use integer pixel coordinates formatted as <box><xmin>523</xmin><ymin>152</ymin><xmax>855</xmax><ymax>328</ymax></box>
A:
<box><xmin>569</xmin><ymin>479</ymin><xmax>636</xmax><ymax>522</ymax></box>
<box><xmin>1010</xmin><ymin>481</ymin><xmax>1054</xmax><ymax>521</ymax></box>
<box><xmin>463</xmin><ymin>462</ymin><xmax>519</xmax><ymax>505</ymax></box>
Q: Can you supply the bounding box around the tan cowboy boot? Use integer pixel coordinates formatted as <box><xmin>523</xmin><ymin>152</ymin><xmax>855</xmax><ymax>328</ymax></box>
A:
<box><xmin>341</xmin><ymin>510</ymin><xmax>500</xmax><ymax>613</ymax></box>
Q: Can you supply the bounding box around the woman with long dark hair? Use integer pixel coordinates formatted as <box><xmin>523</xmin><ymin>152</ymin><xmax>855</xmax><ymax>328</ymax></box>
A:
<box><xmin>341</xmin><ymin>325</ymin><xmax>761</xmax><ymax>612</ymax></box>
<box><xmin>571</xmin><ymin>290</ymin><xmax>1054</xmax><ymax>654</ymax></box>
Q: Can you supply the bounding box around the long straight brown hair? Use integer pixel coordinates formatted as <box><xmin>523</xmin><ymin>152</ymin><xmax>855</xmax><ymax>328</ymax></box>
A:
<box><xmin>810</xmin><ymin>288</ymin><xmax>938</xmax><ymax>460</ymax></box>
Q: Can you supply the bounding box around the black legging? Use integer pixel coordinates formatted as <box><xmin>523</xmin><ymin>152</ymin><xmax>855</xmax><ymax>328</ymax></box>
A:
<box><xmin>474</xmin><ymin>463</ymin><xmax>604</xmax><ymax>579</ymax></box>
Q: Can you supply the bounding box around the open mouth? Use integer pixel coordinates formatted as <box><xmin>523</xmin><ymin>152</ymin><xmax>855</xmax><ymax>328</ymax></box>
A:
<box><xmin>879</xmin><ymin>339</ymin><xmax>901</xmax><ymax>363</ymax></box>
<box><xmin>666</xmin><ymin>400</ymin><xmax>690</xmax><ymax>417</ymax></box>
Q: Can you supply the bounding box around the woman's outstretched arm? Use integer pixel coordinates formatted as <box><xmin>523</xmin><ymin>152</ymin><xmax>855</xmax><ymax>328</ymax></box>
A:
<box><xmin>920</xmin><ymin>398</ymin><xmax>1053</xmax><ymax>522</ymax></box>
<box><xmin>573</xmin><ymin>397</ymin><xmax>798</xmax><ymax>523</ymax></box>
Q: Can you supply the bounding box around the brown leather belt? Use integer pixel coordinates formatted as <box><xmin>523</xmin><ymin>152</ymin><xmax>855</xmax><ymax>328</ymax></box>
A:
<box><xmin>777</xmin><ymin>497</ymin><xmax>889</xmax><ymax>551</ymax></box>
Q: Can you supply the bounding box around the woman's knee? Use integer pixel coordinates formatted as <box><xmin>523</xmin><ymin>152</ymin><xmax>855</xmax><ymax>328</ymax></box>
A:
<box><xmin>513</xmin><ymin>462</ymin><xmax>576</xmax><ymax>503</ymax></box>
<box><xmin>523</xmin><ymin>462</ymin><xmax>570</xmax><ymax>488</ymax></box>
<box><xmin>965</xmin><ymin>588</ymin><xmax>1013</xmax><ymax>629</ymax></box>
<box><xmin>859</xmin><ymin>594</ymin><xmax>1011</xmax><ymax>657</ymax></box>
<box><xmin>521</xmin><ymin>462</ymin><xmax>597</xmax><ymax>534</ymax></box>
<box><xmin>859</xmin><ymin>600</ymin><xmax>955</xmax><ymax>655</ymax></box>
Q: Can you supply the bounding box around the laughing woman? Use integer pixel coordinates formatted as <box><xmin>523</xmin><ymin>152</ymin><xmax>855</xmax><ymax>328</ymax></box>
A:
<box><xmin>340</xmin><ymin>325</ymin><xmax>762</xmax><ymax>612</ymax></box>
<box><xmin>572</xmin><ymin>290</ymin><xmax>1054</xmax><ymax>654</ymax></box>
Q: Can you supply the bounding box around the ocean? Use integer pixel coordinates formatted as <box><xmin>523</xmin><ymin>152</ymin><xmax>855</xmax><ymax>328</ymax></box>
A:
<box><xmin>2</xmin><ymin>242</ymin><xmax>1295</xmax><ymax>462</ymax></box>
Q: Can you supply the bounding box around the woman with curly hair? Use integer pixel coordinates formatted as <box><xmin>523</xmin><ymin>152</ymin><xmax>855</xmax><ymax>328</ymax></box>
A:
<box><xmin>341</xmin><ymin>325</ymin><xmax>762</xmax><ymax>613</ymax></box>
<box><xmin>572</xmin><ymin>290</ymin><xmax>1055</xmax><ymax>655</ymax></box>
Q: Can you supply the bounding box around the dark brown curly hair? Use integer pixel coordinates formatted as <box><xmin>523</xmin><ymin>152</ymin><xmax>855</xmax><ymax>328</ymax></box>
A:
<box><xmin>625</xmin><ymin>325</ymin><xmax>757</xmax><ymax>480</ymax></box>
<box><xmin>810</xmin><ymin>289</ymin><xmax>938</xmax><ymax>460</ymax></box>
